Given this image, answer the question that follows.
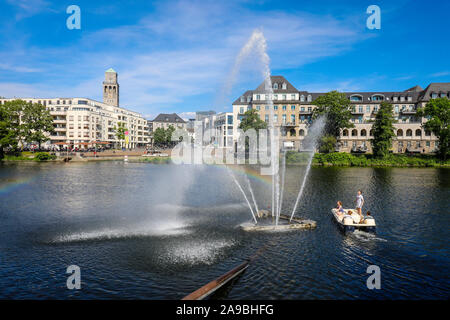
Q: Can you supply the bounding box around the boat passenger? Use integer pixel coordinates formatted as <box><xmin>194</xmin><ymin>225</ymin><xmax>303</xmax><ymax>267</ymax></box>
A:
<box><xmin>362</xmin><ymin>211</ymin><xmax>372</xmax><ymax>224</ymax></box>
<box><xmin>336</xmin><ymin>201</ymin><xmax>345</xmax><ymax>216</ymax></box>
<box><xmin>355</xmin><ymin>190</ymin><xmax>364</xmax><ymax>222</ymax></box>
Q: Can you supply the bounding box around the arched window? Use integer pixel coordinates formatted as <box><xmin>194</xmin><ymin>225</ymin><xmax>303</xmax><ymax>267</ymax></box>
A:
<box><xmin>351</xmin><ymin>129</ymin><xmax>358</xmax><ymax>136</ymax></box>
<box><xmin>343</xmin><ymin>129</ymin><xmax>348</xmax><ymax>136</ymax></box>
<box><xmin>369</xmin><ymin>129</ymin><xmax>373</xmax><ymax>136</ymax></box>
<box><xmin>406</xmin><ymin>129</ymin><xmax>412</xmax><ymax>136</ymax></box>
<box><xmin>299</xmin><ymin>129</ymin><xmax>305</xmax><ymax>136</ymax></box>
<box><xmin>104</xmin><ymin>87</ymin><xmax>107</xmax><ymax>93</ymax></box>
<box><xmin>415</xmin><ymin>129</ymin><xmax>421</xmax><ymax>136</ymax></box>
<box><xmin>361</xmin><ymin>129</ymin><xmax>367</xmax><ymax>136</ymax></box>
<box><xmin>397</xmin><ymin>129</ymin><xmax>403</xmax><ymax>137</ymax></box>
<box><xmin>289</xmin><ymin>129</ymin><xmax>296</xmax><ymax>137</ymax></box>
<box><xmin>350</xmin><ymin>94</ymin><xmax>363</xmax><ymax>102</ymax></box>
<box><xmin>273</xmin><ymin>83</ymin><xmax>278</xmax><ymax>89</ymax></box>
<box><xmin>282</xmin><ymin>82</ymin><xmax>287</xmax><ymax>90</ymax></box>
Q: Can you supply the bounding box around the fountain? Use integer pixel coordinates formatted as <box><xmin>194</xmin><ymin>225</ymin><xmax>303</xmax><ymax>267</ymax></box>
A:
<box><xmin>221</xmin><ymin>30</ymin><xmax>324</xmax><ymax>231</ymax></box>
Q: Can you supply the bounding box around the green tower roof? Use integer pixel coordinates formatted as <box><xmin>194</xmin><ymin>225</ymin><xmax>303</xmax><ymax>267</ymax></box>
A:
<box><xmin>106</xmin><ymin>68</ymin><xmax>116</xmax><ymax>73</ymax></box>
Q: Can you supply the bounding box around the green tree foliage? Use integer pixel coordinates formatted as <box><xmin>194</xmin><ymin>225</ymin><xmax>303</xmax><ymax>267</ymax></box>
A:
<box><xmin>371</xmin><ymin>101</ymin><xmax>396</xmax><ymax>158</ymax></box>
<box><xmin>114</xmin><ymin>122</ymin><xmax>128</xmax><ymax>147</ymax></box>
<box><xmin>417</xmin><ymin>97</ymin><xmax>450</xmax><ymax>160</ymax></box>
<box><xmin>312</xmin><ymin>91</ymin><xmax>353</xmax><ymax>137</ymax></box>
<box><xmin>21</xmin><ymin>101</ymin><xmax>54</xmax><ymax>149</ymax></box>
<box><xmin>238</xmin><ymin>109</ymin><xmax>268</xmax><ymax>132</ymax></box>
<box><xmin>318</xmin><ymin>135</ymin><xmax>337</xmax><ymax>153</ymax></box>
<box><xmin>0</xmin><ymin>102</ymin><xmax>18</xmax><ymax>159</ymax></box>
<box><xmin>153</xmin><ymin>125</ymin><xmax>177</xmax><ymax>147</ymax></box>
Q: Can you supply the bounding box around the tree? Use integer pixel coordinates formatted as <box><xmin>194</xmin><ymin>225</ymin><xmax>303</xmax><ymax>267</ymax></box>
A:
<box><xmin>319</xmin><ymin>135</ymin><xmax>337</xmax><ymax>153</ymax></box>
<box><xmin>238</xmin><ymin>109</ymin><xmax>268</xmax><ymax>132</ymax></box>
<box><xmin>0</xmin><ymin>103</ymin><xmax>18</xmax><ymax>159</ymax></box>
<box><xmin>165</xmin><ymin>125</ymin><xmax>176</xmax><ymax>145</ymax></box>
<box><xmin>238</xmin><ymin>109</ymin><xmax>268</xmax><ymax>152</ymax></box>
<box><xmin>371</xmin><ymin>101</ymin><xmax>396</xmax><ymax>158</ymax></box>
<box><xmin>153</xmin><ymin>127</ymin><xmax>167</xmax><ymax>147</ymax></box>
<box><xmin>312</xmin><ymin>91</ymin><xmax>354</xmax><ymax>137</ymax></box>
<box><xmin>417</xmin><ymin>98</ymin><xmax>450</xmax><ymax>160</ymax></box>
<box><xmin>114</xmin><ymin>121</ymin><xmax>128</xmax><ymax>148</ymax></box>
<box><xmin>21</xmin><ymin>101</ymin><xmax>54</xmax><ymax>149</ymax></box>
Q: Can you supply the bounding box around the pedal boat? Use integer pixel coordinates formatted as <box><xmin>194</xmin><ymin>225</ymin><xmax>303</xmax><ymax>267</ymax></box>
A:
<box><xmin>331</xmin><ymin>208</ymin><xmax>376</xmax><ymax>232</ymax></box>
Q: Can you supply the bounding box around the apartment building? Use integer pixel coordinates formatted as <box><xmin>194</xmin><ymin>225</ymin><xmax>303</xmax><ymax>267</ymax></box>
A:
<box><xmin>232</xmin><ymin>76</ymin><xmax>447</xmax><ymax>154</ymax></box>
<box><xmin>199</xmin><ymin>112</ymin><xmax>234</xmax><ymax>147</ymax></box>
<box><xmin>0</xmin><ymin>69</ymin><xmax>149</xmax><ymax>149</ymax></box>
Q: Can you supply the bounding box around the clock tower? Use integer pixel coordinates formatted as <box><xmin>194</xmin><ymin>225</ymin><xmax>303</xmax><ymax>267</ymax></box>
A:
<box><xmin>103</xmin><ymin>68</ymin><xmax>119</xmax><ymax>107</ymax></box>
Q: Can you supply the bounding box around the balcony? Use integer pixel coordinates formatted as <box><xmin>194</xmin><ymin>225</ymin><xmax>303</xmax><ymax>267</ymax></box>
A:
<box><xmin>400</xmin><ymin>108</ymin><xmax>417</xmax><ymax>114</ymax></box>
<box><xmin>351</xmin><ymin>109</ymin><xmax>365</xmax><ymax>115</ymax></box>
<box><xmin>299</xmin><ymin>110</ymin><xmax>312</xmax><ymax>114</ymax></box>
<box><xmin>281</xmin><ymin>122</ymin><xmax>296</xmax><ymax>127</ymax></box>
<box><xmin>50</xmin><ymin>111</ymin><xmax>67</xmax><ymax>116</ymax></box>
<box><xmin>54</xmin><ymin>127</ymin><xmax>67</xmax><ymax>132</ymax></box>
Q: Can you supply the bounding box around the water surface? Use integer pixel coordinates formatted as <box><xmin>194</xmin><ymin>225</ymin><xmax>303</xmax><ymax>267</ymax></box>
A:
<box><xmin>0</xmin><ymin>162</ymin><xmax>448</xmax><ymax>299</ymax></box>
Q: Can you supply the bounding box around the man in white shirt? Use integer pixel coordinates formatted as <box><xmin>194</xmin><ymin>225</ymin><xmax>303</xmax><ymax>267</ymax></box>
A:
<box><xmin>355</xmin><ymin>190</ymin><xmax>364</xmax><ymax>222</ymax></box>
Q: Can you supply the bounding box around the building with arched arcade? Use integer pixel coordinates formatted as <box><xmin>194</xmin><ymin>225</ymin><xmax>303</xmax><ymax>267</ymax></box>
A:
<box><xmin>232</xmin><ymin>76</ymin><xmax>448</xmax><ymax>154</ymax></box>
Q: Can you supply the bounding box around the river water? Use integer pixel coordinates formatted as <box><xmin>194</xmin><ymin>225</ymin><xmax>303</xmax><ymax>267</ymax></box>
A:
<box><xmin>0</xmin><ymin>161</ymin><xmax>448</xmax><ymax>299</ymax></box>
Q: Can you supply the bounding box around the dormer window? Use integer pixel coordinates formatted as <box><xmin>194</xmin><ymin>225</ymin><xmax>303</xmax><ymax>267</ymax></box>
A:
<box><xmin>350</xmin><ymin>95</ymin><xmax>363</xmax><ymax>102</ymax></box>
<box><xmin>300</xmin><ymin>95</ymin><xmax>305</xmax><ymax>102</ymax></box>
<box><xmin>307</xmin><ymin>95</ymin><xmax>312</xmax><ymax>102</ymax></box>
<box><xmin>393</xmin><ymin>97</ymin><xmax>398</xmax><ymax>102</ymax></box>
<box><xmin>431</xmin><ymin>93</ymin><xmax>438</xmax><ymax>99</ymax></box>
<box><xmin>273</xmin><ymin>83</ymin><xmax>278</xmax><ymax>90</ymax></box>
<box><xmin>400</xmin><ymin>96</ymin><xmax>405</xmax><ymax>102</ymax></box>
<box><xmin>247</xmin><ymin>96</ymin><xmax>251</xmax><ymax>102</ymax></box>
<box><xmin>372</xmin><ymin>94</ymin><xmax>384</xmax><ymax>101</ymax></box>
<box><xmin>240</xmin><ymin>96</ymin><xmax>245</xmax><ymax>102</ymax></box>
<box><xmin>440</xmin><ymin>93</ymin><xmax>446</xmax><ymax>98</ymax></box>
<box><xmin>282</xmin><ymin>82</ymin><xmax>287</xmax><ymax>90</ymax></box>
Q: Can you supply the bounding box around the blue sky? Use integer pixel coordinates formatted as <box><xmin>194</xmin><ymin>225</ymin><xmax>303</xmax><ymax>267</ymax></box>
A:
<box><xmin>0</xmin><ymin>0</ymin><xmax>449</xmax><ymax>120</ymax></box>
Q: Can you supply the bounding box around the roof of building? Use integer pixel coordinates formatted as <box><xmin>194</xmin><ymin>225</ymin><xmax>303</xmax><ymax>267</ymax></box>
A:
<box><xmin>106</xmin><ymin>68</ymin><xmax>116</xmax><ymax>73</ymax></box>
<box><xmin>253</xmin><ymin>75</ymin><xmax>299</xmax><ymax>94</ymax></box>
<box><xmin>419</xmin><ymin>83</ymin><xmax>450</xmax><ymax>101</ymax></box>
<box><xmin>232</xmin><ymin>77</ymin><xmax>450</xmax><ymax>105</ymax></box>
<box><xmin>152</xmin><ymin>113</ymin><xmax>186</xmax><ymax>123</ymax></box>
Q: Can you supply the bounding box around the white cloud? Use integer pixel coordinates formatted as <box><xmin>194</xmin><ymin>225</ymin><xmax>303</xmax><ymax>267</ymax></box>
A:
<box><xmin>430</xmin><ymin>71</ymin><xmax>450</xmax><ymax>78</ymax></box>
<box><xmin>0</xmin><ymin>0</ymin><xmax>368</xmax><ymax>115</ymax></box>
<box><xmin>6</xmin><ymin>0</ymin><xmax>53</xmax><ymax>20</ymax></box>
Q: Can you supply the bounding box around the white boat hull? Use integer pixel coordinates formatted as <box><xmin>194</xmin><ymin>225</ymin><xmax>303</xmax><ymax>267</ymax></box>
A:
<box><xmin>331</xmin><ymin>208</ymin><xmax>376</xmax><ymax>233</ymax></box>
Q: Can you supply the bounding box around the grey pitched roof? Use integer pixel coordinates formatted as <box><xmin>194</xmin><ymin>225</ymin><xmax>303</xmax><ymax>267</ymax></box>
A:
<box><xmin>419</xmin><ymin>83</ymin><xmax>450</xmax><ymax>101</ymax></box>
<box><xmin>253</xmin><ymin>76</ymin><xmax>299</xmax><ymax>94</ymax></box>
<box><xmin>404</xmin><ymin>85</ymin><xmax>423</xmax><ymax>92</ymax></box>
<box><xmin>232</xmin><ymin>78</ymin><xmax>450</xmax><ymax>106</ymax></box>
<box><xmin>152</xmin><ymin>113</ymin><xmax>186</xmax><ymax>123</ymax></box>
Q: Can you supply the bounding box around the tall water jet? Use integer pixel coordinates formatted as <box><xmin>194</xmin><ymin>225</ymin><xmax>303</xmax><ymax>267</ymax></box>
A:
<box><xmin>246</xmin><ymin>176</ymin><xmax>259</xmax><ymax>216</ymax></box>
<box><xmin>227</xmin><ymin>167</ymin><xmax>258</xmax><ymax>223</ymax></box>
<box><xmin>221</xmin><ymin>29</ymin><xmax>279</xmax><ymax>224</ymax></box>
<box><xmin>289</xmin><ymin>116</ymin><xmax>326</xmax><ymax>222</ymax></box>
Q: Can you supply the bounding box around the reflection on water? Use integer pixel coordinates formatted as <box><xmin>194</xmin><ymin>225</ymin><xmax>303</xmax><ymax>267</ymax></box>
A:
<box><xmin>0</xmin><ymin>162</ymin><xmax>449</xmax><ymax>299</ymax></box>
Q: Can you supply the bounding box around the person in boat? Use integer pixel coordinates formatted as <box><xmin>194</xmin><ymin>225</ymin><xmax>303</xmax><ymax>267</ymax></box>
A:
<box><xmin>355</xmin><ymin>190</ymin><xmax>365</xmax><ymax>222</ymax></box>
<box><xmin>336</xmin><ymin>201</ymin><xmax>345</xmax><ymax>216</ymax></box>
<box><xmin>362</xmin><ymin>211</ymin><xmax>373</xmax><ymax>224</ymax></box>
